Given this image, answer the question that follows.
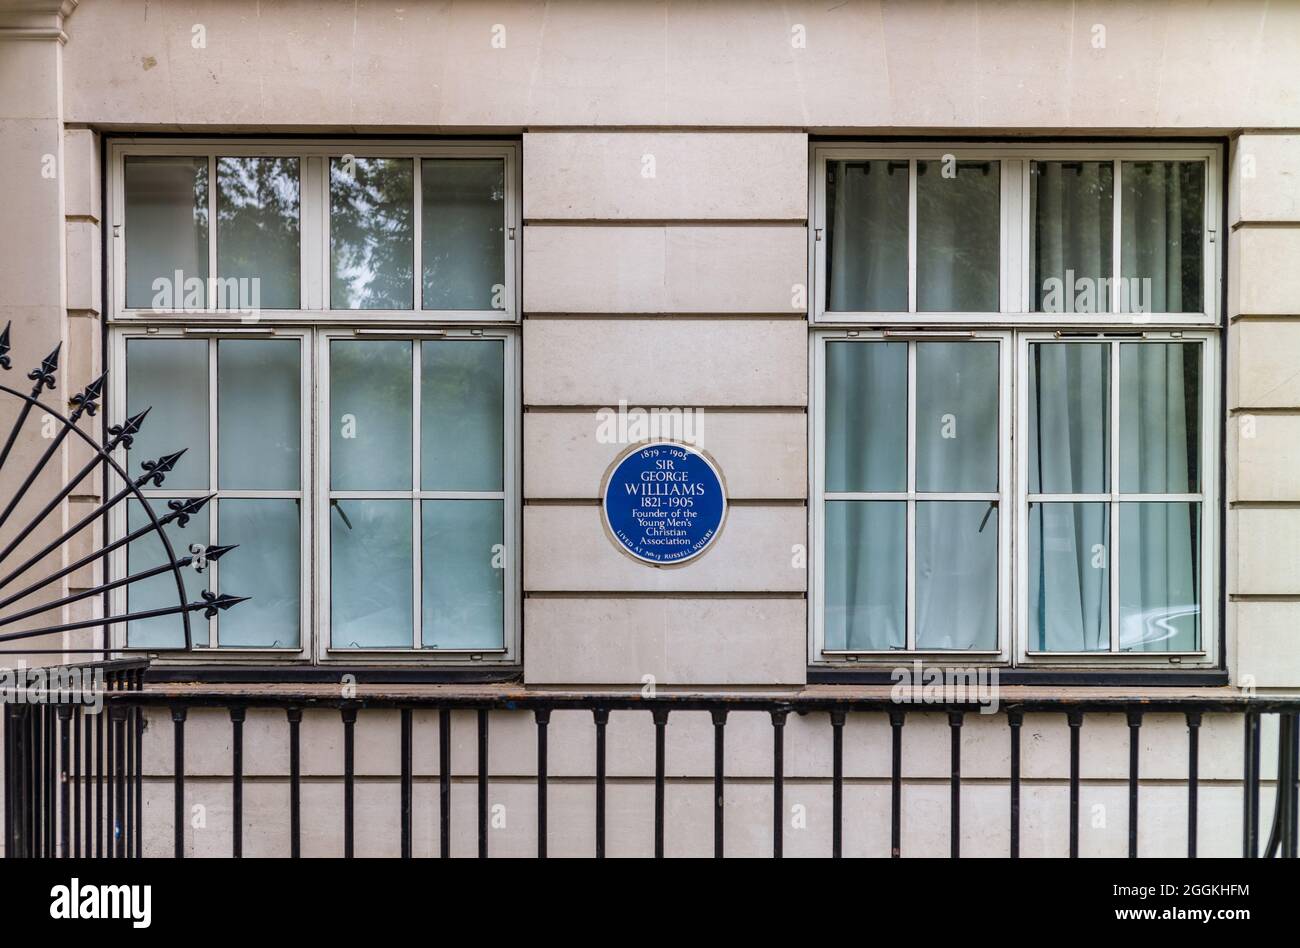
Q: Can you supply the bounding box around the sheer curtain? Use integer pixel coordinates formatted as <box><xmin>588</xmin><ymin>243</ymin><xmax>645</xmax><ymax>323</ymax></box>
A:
<box><xmin>916</xmin><ymin>161</ymin><xmax>1000</xmax><ymax>312</ymax></box>
<box><xmin>825</xmin><ymin>342</ymin><xmax>906</xmax><ymax>649</ymax></box>
<box><xmin>914</xmin><ymin>343</ymin><xmax>999</xmax><ymax>649</ymax></box>
<box><xmin>1121</xmin><ymin>161</ymin><xmax>1204</xmax><ymax>314</ymax></box>
<box><xmin>1118</xmin><ymin>343</ymin><xmax>1201</xmax><ymax>651</ymax></box>
<box><xmin>1028</xmin><ymin>343</ymin><xmax>1110</xmax><ymax>651</ymax></box>
<box><xmin>1031</xmin><ymin>162</ymin><xmax>1113</xmax><ymax>313</ymax></box>
<box><xmin>827</xmin><ymin>161</ymin><xmax>908</xmax><ymax>312</ymax></box>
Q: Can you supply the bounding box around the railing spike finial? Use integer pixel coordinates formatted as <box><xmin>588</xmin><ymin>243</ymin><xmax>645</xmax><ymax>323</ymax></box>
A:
<box><xmin>0</xmin><ymin>321</ymin><xmax>11</xmax><ymax>370</ymax></box>
<box><xmin>164</xmin><ymin>494</ymin><xmax>214</xmax><ymax>528</ymax></box>
<box><xmin>138</xmin><ymin>448</ymin><xmax>187</xmax><ymax>487</ymax></box>
<box><xmin>108</xmin><ymin>406</ymin><xmax>151</xmax><ymax>450</ymax></box>
<box><xmin>199</xmin><ymin>591</ymin><xmax>249</xmax><ymax>618</ymax></box>
<box><xmin>194</xmin><ymin>544</ymin><xmax>238</xmax><ymax>572</ymax></box>
<box><xmin>27</xmin><ymin>342</ymin><xmax>60</xmax><ymax>394</ymax></box>
<box><xmin>68</xmin><ymin>371</ymin><xmax>108</xmax><ymax>420</ymax></box>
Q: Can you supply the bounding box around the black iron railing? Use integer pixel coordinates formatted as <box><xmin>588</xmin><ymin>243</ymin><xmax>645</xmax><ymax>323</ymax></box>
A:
<box><xmin>5</xmin><ymin>684</ymin><xmax>1297</xmax><ymax>859</ymax></box>
<box><xmin>1</xmin><ymin>660</ymin><xmax>147</xmax><ymax>858</ymax></box>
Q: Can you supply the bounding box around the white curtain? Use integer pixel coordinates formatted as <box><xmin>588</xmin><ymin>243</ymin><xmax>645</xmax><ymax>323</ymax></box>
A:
<box><xmin>1028</xmin><ymin>343</ymin><xmax>1110</xmax><ymax>651</ymax></box>
<box><xmin>1121</xmin><ymin>161</ymin><xmax>1203</xmax><ymax>314</ymax></box>
<box><xmin>1031</xmin><ymin>162</ymin><xmax>1112</xmax><ymax>312</ymax></box>
<box><xmin>827</xmin><ymin>160</ymin><xmax>908</xmax><ymax>312</ymax></box>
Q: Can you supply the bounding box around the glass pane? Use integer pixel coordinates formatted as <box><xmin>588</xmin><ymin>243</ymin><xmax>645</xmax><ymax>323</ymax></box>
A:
<box><xmin>216</xmin><ymin>156</ymin><xmax>301</xmax><ymax>310</ymax></box>
<box><xmin>126</xmin><ymin>499</ymin><xmax>209</xmax><ymax>648</ymax></box>
<box><xmin>1119</xmin><ymin>342</ymin><xmax>1201</xmax><ymax>493</ymax></box>
<box><xmin>1121</xmin><ymin>161</ymin><xmax>1204</xmax><ymax>313</ymax></box>
<box><xmin>329</xmin><ymin>340</ymin><xmax>412</xmax><ymax>490</ymax></box>
<box><xmin>825</xmin><ymin>342</ymin><xmax>907</xmax><ymax>492</ymax></box>
<box><xmin>217</xmin><ymin>499</ymin><xmax>299</xmax><ymax>648</ymax></box>
<box><xmin>826</xmin><ymin>160</ymin><xmax>908</xmax><ymax>312</ymax></box>
<box><xmin>422</xmin><ymin>159</ymin><xmax>506</xmax><ymax>311</ymax></box>
<box><xmin>421</xmin><ymin>341</ymin><xmax>504</xmax><ymax>491</ymax></box>
<box><xmin>422</xmin><ymin>500</ymin><xmax>505</xmax><ymax>649</ymax></box>
<box><xmin>218</xmin><ymin>339</ymin><xmax>300</xmax><ymax>490</ymax></box>
<box><xmin>124</xmin><ymin>157</ymin><xmax>208</xmax><ymax>310</ymax></box>
<box><xmin>1031</xmin><ymin>161</ymin><xmax>1114</xmax><ymax>313</ymax></box>
<box><xmin>330</xmin><ymin>157</ymin><xmax>414</xmax><ymax>309</ymax></box>
<box><xmin>1028</xmin><ymin>342</ymin><xmax>1109</xmax><ymax>494</ymax></box>
<box><xmin>330</xmin><ymin>499</ymin><xmax>412</xmax><ymax>648</ymax></box>
<box><xmin>824</xmin><ymin>501</ymin><xmax>905</xmax><ymax>650</ymax></box>
<box><xmin>1028</xmin><ymin>502</ymin><xmax>1109</xmax><ymax>652</ymax></box>
<box><xmin>126</xmin><ymin>338</ymin><xmax>209</xmax><ymax>490</ymax></box>
<box><xmin>916</xmin><ymin>502</ymin><xmax>998</xmax><ymax>650</ymax></box>
<box><xmin>1120</xmin><ymin>502</ymin><xmax>1200</xmax><ymax>652</ymax></box>
<box><xmin>916</xmin><ymin>342</ymin><xmax>999</xmax><ymax>492</ymax></box>
<box><xmin>916</xmin><ymin>160</ymin><xmax>1000</xmax><ymax>312</ymax></box>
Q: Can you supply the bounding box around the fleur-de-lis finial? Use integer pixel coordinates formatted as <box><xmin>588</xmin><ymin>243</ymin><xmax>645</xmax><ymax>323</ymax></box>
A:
<box><xmin>68</xmin><ymin>372</ymin><xmax>108</xmax><ymax>421</ymax></box>
<box><xmin>27</xmin><ymin>343</ymin><xmax>60</xmax><ymax>394</ymax></box>
<box><xmin>199</xmin><ymin>590</ymin><xmax>250</xmax><ymax>619</ymax></box>
<box><xmin>108</xmin><ymin>406</ymin><xmax>150</xmax><ymax>451</ymax></box>
<box><xmin>137</xmin><ymin>448</ymin><xmax>186</xmax><ymax>487</ymax></box>
<box><xmin>165</xmin><ymin>494</ymin><xmax>214</xmax><ymax>529</ymax></box>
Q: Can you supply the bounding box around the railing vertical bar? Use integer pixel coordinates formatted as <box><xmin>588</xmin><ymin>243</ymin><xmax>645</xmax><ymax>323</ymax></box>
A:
<box><xmin>2</xmin><ymin>707</ymin><xmax>11</xmax><ymax>858</ymax></box>
<box><xmin>171</xmin><ymin>708</ymin><xmax>186</xmax><ymax>859</ymax></box>
<box><xmin>949</xmin><ymin>711</ymin><xmax>963</xmax><ymax>860</ymax></box>
<box><xmin>1127</xmin><ymin>710</ymin><xmax>1142</xmax><ymax>859</ymax></box>
<box><xmin>771</xmin><ymin>710</ymin><xmax>787</xmax><ymax>860</ymax></box>
<box><xmin>122</xmin><ymin>702</ymin><xmax>131</xmax><ymax>859</ymax></box>
<box><xmin>1067</xmin><ymin>710</ymin><xmax>1083</xmax><ymax>859</ymax></box>
<box><xmin>26</xmin><ymin>707</ymin><xmax>36</xmax><ymax>859</ymax></box>
<box><xmin>57</xmin><ymin>706</ymin><xmax>71</xmax><ymax>858</ymax></box>
<box><xmin>438</xmin><ymin>708</ymin><xmax>450</xmax><ymax>859</ymax></box>
<box><xmin>341</xmin><ymin>708</ymin><xmax>356</xmax><ymax>859</ymax></box>
<box><xmin>400</xmin><ymin>708</ymin><xmax>413</xmax><ymax>860</ymax></box>
<box><xmin>711</xmin><ymin>709</ymin><xmax>727</xmax><ymax>859</ymax></box>
<box><xmin>113</xmin><ymin>706</ymin><xmax>126</xmax><ymax>859</ymax></box>
<box><xmin>95</xmin><ymin>698</ymin><xmax>104</xmax><ymax>858</ymax></box>
<box><xmin>72</xmin><ymin>706</ymin><xmax>81</xmax><ymax>859</ymax></box>
<box><xmin>1008</xmin><ymin>710</ymin><xmax>1023</xmax><ymax>859</ymax></box>
<box><xmin>650</xmin><ymin>707</ymin><xmax>670</xmax><ymax>858</ymax></box>
<box><xmin>1244</xmin><ymin>711</ymin><xmax>1260</xmax><ymax>858</ymax></box>
<box><xmin>830</xmin><ymin>710</ymin><xmax>845</xmax><ymax>859</ymax></box>
<box><xmin>477</xmin><ymin>709</ymin><xmax>489</xmax><ymax>860</ymax></box>
<box><xmin>229</xmin><ymin>707</ymin><xmax>244</xmax><ymax>859</ymax></box>
<box><xmin>890</xmin><ymin>710</ymin><xmax>904</xmax><ymax>859</ymax></box>
<box><xmin>133</xmin><ymin>702</ymin><xmax>143</xmax><ymax>859</ymax></box>
<box><xmin>653</xmin><ymin>708</ymin><xmax>668</xmax><ymax>860</ymax></box>
<box><xmin>84</xmin><ymin>703</ymin><xmax>93</xmax><ymax>859</ymax></box>
<box><xmin>534</xmin><ymin>709</ymin><xmax>550</xmax><ymax>859</ymax></box>
<box><xmin>1185</xmin><ymin>711</ymin><xmax>1200</xmax><ymax>859</ymax></box>
<box><xmin>1284</xmin><ymin>707</ymin><xmax>1294</xmax><ymax>858</ymax></box>
<box><xmin>42</xmin><ymin>703</ymin><xmax>52</xmax><ymax>857</ymax></box>
<box><xmin>286</xmin><ymin>708</ymin><xmax>301</xmax><ymax>859</ymax></box>
<box><xmin>593</xmin><ymin>708</ymin><xmax>608</xmax><ymax>860</ymax></box>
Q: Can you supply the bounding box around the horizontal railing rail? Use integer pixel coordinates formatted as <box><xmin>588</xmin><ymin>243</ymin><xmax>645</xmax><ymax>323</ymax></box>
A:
<box><xmin>4</xmin><ymin>684</ymin><xmax>1299</xmax><ymax>859</ymax></box>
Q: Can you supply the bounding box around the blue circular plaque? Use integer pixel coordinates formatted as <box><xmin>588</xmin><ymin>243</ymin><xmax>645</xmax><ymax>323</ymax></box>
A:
<box><xmin>602</xmin><ymin>442</ymin><xmax>728</xmax><ymax>566</ymax></box>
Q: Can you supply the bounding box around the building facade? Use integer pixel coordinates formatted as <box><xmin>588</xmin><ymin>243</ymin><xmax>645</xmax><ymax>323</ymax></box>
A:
<box><xmin>1</xmin><ymin>0</ymin><xmax>1299</xmax><ymax>857</ymax></box>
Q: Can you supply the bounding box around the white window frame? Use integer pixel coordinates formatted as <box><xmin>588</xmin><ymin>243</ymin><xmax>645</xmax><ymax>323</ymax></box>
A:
<box><xmin>1015</xmin><ymin>330</ymin><xmax>1219</xmax><ymax>668</ymax></box>
<box><xmin>315</xmin><ymin>328</ymin><xmax>521</xmax><ymax>665</ymax></box>
<box><xmin>810</xmin><ymin>330</ymin><xmax>1013</xmax><ymax>666</ymax></box>
<box><xmin>108</xmin><ymin>326</ymin><xmax>314</xmax><ymax>659</ymax></box>
<box><xmin>809</xmin><ymin>141</ymin><xmax>1222</xmax><ymax>669</ymax></box>
<box><xmin>107</xmin><ymin>138</ymin><xmax>522</xmax><ymax>324</ymax></box>
<box><xmin>810</xmin><ymin>142</ymin><xmax>1220</xmax><ymax>326</ymax></box>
